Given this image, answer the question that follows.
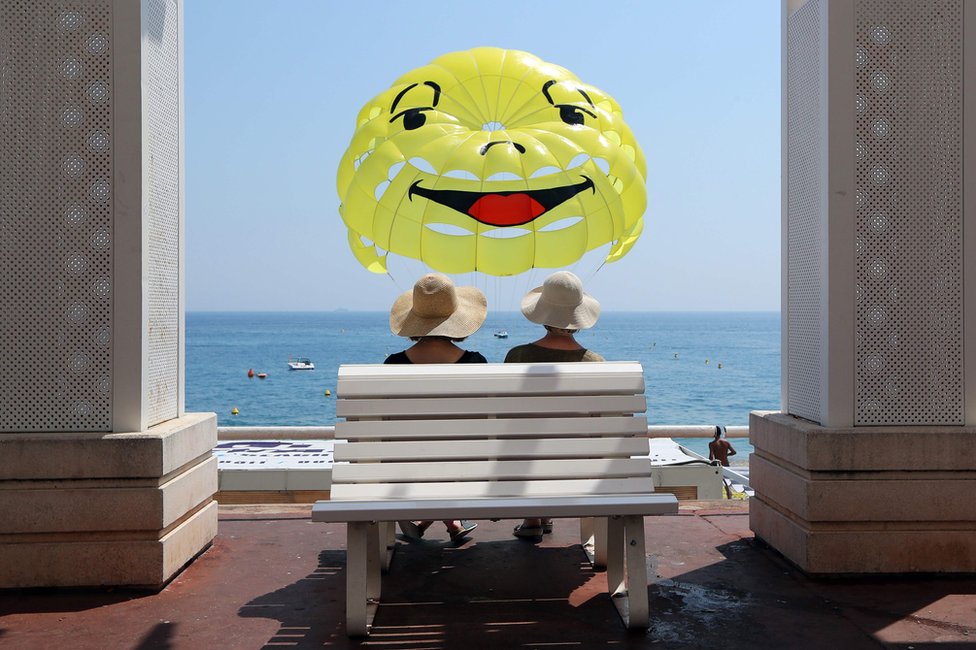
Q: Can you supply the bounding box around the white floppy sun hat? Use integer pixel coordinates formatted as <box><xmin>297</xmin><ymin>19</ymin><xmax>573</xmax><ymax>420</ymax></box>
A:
<box><xmin>520</xmin><ymin>270</ymin><xmax>600</xmax><ymax>330</ymax></box>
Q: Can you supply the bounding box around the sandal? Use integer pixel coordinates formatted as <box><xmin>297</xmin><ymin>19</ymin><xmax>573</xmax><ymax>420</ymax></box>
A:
<box><xmin>513</xmin><ymin>523</ymin><xmax>544</xmax><ymax>540</ymax></box>
<box><xmin>449</xmin><ymin>520</ymin><xmax>477</xmax><ymax>543</ymax></box>
<box><xmin>398</xmin><ymin>520</ymin><xmax>424</xmax><ymax>540</ymax></box>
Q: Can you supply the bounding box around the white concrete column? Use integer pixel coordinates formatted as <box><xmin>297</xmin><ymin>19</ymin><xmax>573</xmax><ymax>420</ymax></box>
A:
<box><xmin>0</xmin><ymin>0</ymin><xmax>215</xmax><ymax>589</ymax></box>
<box><xmin>755</xmin><ymin>0</ymin><xmax>976</xmax><ymax>573</ymax></box>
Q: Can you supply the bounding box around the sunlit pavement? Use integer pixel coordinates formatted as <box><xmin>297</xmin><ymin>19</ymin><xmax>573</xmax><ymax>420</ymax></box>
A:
<box><xmin>1</xmin><ymin>501</ymin><xmax>973</xmax><ymax>649</ymax></box>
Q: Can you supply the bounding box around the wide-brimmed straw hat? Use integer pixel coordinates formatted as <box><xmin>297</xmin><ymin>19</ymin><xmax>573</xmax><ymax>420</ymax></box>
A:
<box><xmin>390</xmin><ymin>273</ymin><xmax>487</xmax><ymax>338</ymax></box>
<box><xmin>521</xmin><ymin>271</ymin><xmax>600</xmax><ymax>330</ymax></box>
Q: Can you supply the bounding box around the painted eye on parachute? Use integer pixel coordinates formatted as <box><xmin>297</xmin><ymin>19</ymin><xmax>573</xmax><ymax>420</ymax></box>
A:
<box><xmin>556</xmin><ymin>104</ymin><xmax>597</xmax><ymax>126</ymax></box>
<box><xmin>390</xmin><ymin>107</ymin><xmax>429</xmax><ymax>130</ymax></box>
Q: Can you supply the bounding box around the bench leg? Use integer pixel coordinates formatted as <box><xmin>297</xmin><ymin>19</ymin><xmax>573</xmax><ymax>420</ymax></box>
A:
<box><xmin>622</xmin><ymin>515</ymin><xmax>649</xmax><ymax>629</ymax></box>
<box><xmin>605</xmin><ymin>515</ymin><xmax>625</xmax><ymax>596</ymax></box>
<box><xmin>580</xmin><ymin>516</ymin><xmax>609</xmax><ymax>569</ymax></box>
<box><xmin>605</xmin><ymin>515</ymin><xmax>649</xmax><ymax>630</ymax></box>
<box><xmin>346</xmin><ymin>521</ymin><xmax>382</xmax><ymax>636</ymax></box>
<box><xmin>379</xmin><ymin>521</ymin><xmax>396</xmax><ymax>573</ymax></box>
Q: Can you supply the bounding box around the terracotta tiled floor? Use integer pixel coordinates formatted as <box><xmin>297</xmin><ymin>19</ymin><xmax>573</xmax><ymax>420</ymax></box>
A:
<box><xmin>1</xmin><ymin>502</ymin><xmax>974</xmax><ymax>649</ymax></box>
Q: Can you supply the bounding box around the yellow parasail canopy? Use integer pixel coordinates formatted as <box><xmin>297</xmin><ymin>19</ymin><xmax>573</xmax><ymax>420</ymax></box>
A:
<box><xmin>336</xmin><ymin>47</ymin><xmax>647</xmax><ymax>276</ymax></box>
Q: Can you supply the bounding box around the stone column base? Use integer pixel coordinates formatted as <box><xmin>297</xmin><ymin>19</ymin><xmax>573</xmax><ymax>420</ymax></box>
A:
<box><xmin>0</xmin><ymin>413</ymin><xmax>218</xmax><ymax>588</ymax></box>
<box><xmin>750</xmin><ymin>411</ymin><xmax>976</xmax><ymax>574</ymax></box>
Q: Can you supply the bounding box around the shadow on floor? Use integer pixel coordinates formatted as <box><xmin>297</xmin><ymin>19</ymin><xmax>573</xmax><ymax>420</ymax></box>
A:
<box><xmin>648</xmin><ymin>537</ymin><xmax>976</xmax><ymax>649</ymax></box>
<box><xmin>237</xmin><ymin>549</ymin><xmax>348</xmax><ymax>648</ymax></box>
<box><xmin>238</xmin><ymin>534</ymin><xmax>641</xmax><ymax>649</ymax></box>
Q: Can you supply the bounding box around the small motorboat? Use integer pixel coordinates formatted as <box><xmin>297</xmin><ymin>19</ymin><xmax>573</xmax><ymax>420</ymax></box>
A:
<box><xmin>287</xmin><ymin>357</ymin><xmax>315</xmax><ymax>370</ymax></box>
<box><xmin>493</xmin><ymin>330</ymin><xmax>509</xmax><ymax>339</ymax></box>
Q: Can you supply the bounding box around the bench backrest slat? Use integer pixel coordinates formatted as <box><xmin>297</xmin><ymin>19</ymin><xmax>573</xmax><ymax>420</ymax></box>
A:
<box><xmin>336</xmin><ymin>361</ymin><xmax>645</xmax><ymax>397</ymax></box>
<box><xmin>336</xmin><ymin>394</ymin><xmax>646</xmax><ymax>419</ymax></box>
<box><xmin>330</xmin><ymin>477</ymin><xmax>656</xmax><ymax>501</ymax></box>
<box><xmin>334</xmin><ymin>437</ymin><xmax>650</xmax><ymax>462</ymax></box>
<box><xmin>336</xmin><ymin>415</ymin><xmax>648</xmax><ymax>441</ymax></box>
<box><xmin>331</xmin><ymin>458</ymin><xmax>653</xmax><ymax>484</ymax></box>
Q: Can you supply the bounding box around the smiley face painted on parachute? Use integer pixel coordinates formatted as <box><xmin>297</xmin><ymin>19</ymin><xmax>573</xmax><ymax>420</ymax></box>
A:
<box><xmin>405</xmin><ymin>80</ymin><xmax>597</xmax><ymax>228</ymax></box>
<box><xmin>336</xmin><ymin>47</ymin><xmax>647</xmax><ymax>276</ymax></box>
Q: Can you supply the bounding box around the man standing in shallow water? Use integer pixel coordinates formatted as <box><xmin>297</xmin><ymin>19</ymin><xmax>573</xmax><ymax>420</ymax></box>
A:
<box><xmin>708</xmin><ymin>425</ymin><xmax>737</xmax><ymax>498</ymax></box>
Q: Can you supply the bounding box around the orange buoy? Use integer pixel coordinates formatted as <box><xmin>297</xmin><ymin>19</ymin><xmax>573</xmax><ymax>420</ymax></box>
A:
<box><xmin>257</xmin><ymin>373</ymin><xmax>268</xmax><ymax>379</ymax></box>
<box><xmin>247</xmin><ymin>368</ymin><xmax>254</xmax><ymax>378</ymax></box>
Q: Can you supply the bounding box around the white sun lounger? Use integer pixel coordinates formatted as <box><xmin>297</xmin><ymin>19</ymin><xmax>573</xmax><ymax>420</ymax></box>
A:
<box><xmin>311</xmin><ymin>361</ymin><xmax>678</xmax><ymax>636</ymax></box>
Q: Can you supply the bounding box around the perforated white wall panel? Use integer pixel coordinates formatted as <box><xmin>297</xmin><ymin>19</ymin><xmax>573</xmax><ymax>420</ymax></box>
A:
<box><xmin>786</xmin><ymin>0</ymin><xmax>824</xmax><ymax>423</ymax></box>
<box><xmin>1</xmin><ymin>2</ymin><xmax>113</xmax><ymax>432</ymax></box>
<box><xmin>144</xmin><ymin>0</ymin><xmax>181</xmax><ymax>426</ymax></box>
<box><xmin>854</xmin><ymin>0</ymin><xmax>963</xmax><ymax>425</ymax></box>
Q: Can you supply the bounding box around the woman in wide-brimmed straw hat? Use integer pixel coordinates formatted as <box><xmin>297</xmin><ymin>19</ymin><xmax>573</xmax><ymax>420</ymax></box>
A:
<box><xmin>385</xmin><ymin>273</ymin><xmax>487</xmax><ymax>543</ymax></box>
<box><xmin>385</xmin><ymin>272</ymin><xmax>488</xmax><ymax>364</ymax></box>
<box><xmin>504</xmin><ymin>270</ymin><xmax>605</xmax><ymax>540</ymax></box>
<box><xmin>504</xmin><ymin>270</ymin><xmax>604</xmax><ymax>364</ymax></box>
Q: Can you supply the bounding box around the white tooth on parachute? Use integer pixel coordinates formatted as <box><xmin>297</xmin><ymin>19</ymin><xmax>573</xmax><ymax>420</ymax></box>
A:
<box><xmin>443</xmin><ymin>169</ymin><xmax>480</xmax><ymax>180</ymax></box>
<box><xmin>387</xmin><ymin>161</ymin><xmax>405</xmax><ymax>180</ymax></box>
<box><xmin>486</xmin><ymin>171</ymin><xmax>522</xmax><ymax>182</ymax></box>
<box><xmin>593</xmin><ymin>157</ymin><xmax>610</xmax><ymax>175</ymax></box>
<box><xmin>481</xmin><ymin>227</ymin><xmax>531</xmax><ymax>239</ymax></box>
<box><xmin>567</xmin><ymin>153</ymin><xmax>590</xmax><ymax>170</ymax></box>
<box><xmin>408</xmin><ymin>157</ymin><xmax>437</xmax><ymax>174</ymax></box>
<box><xmin>538</xmin><ymin>216</ymin><xmax>583</xmax><ymax>232</ymax></box>
<box><xmin>374</xmin><ymin>180</ymin><xmax>390</xmax><ymax>201</ymax></box>
<box><xmin>530</xmin><ymin>165</ymin><xmax>561</xmax><ymax>179</ymax></box>
<box><xmin>425</xmin><ymin>223</ymin><xmax>474</xmax><ymax>237</ymax></box>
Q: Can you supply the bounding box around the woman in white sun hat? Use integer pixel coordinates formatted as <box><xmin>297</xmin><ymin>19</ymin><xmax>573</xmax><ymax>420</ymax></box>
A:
<box><xmin>504</xmin><ymin>270</ymin><xmax>604</xmax><ymax>539</ymax></box>
<box><xmin>386</xmin><ymin>272</ymin><xmax>487</xmax><ymax>543</ymax></box>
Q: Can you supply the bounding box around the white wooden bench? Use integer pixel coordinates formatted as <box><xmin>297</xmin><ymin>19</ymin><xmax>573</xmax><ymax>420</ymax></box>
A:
<box><xmin>311</xmin><ymin>361</ymin><xmax>678</xmax><ymax>636</ymax></box>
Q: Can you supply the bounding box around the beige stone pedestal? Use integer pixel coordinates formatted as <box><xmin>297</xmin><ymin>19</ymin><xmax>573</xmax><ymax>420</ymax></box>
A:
<box><xmin>750</xmin><ymin>411</ymin><xmax>976</xmax><ymax>573</ymax></box>
<box><xmin>0</xmin><ymin>413</ymin><xmax>218</xmax><ymax>589</ymax></box>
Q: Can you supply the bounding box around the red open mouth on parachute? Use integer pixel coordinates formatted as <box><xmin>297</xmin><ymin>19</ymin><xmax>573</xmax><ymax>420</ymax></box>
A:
<box><xmin>408</xmin><ymin>176</ymin><xmax>594</xmax><ymax>227</ymax></box>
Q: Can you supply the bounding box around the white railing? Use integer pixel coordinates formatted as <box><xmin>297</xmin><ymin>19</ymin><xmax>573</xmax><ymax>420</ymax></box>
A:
<box><xmin>218</xmin><ymin>426</ymin><xmax>336</xmax><ymax>440</ymax></box>
<box><xmin>216</xmin><ymin>425</ymin><xmax>752</xmax><ymax>489</ymax></box>
<box><xmin>217</xmin><ymin>424</ymin><xmax>750</xmax><ymax>441</ymax></box>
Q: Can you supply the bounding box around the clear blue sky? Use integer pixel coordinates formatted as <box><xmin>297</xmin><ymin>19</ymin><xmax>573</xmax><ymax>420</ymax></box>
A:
<box><xmin>184</xmin><ymin>1</ymin><xmax>780</xmax><ymax>312</ymax></box>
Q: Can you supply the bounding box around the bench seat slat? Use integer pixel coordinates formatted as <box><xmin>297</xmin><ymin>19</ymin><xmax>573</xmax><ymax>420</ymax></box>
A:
<box><xmin>337</xmin><ymin>362</ymin><xmax>645</xmax><ymax>398</ymax></box>
<box><xmin>331</xmin><ymin>458</ymin><xmax>653</xmax><ymax>484</ymax></box>
<box><xmin>335</xmin><ymin>415</ymin><xmax>648</xmax><ymax>441</ymax></box>
<box><xmin>314</xmin><ymin>493</ymin><xmax>678</xmax><ymax>522</ymax></box>
<box><xmin>333</xmin><ymin>437</ymin><xmax>650</xmax><ymax>462</ymax></box>
<box><xmin>337</xmin><ymin>394</ymin><xmax>646</xmax><ymax>419</ymax></box>
<box><xmin>329</xmin><ymin>477</ymin><xmax>655</xmax><ymax>501</ymax></box>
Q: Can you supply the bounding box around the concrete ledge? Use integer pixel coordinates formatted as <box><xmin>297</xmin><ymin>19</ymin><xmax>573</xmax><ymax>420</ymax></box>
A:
<box><xmin>752</xmin><ymin>497</ymin><xmax>976</xmax><ymax>573</ymax></box>
<box><xmin>750</xmin><ymin>411</ymin><xmax>976</xmax><ymax>573</ymax></box>
<box><xmin>751</xmin><ymin>411</ymin><xmax>976</xmax><ymax>471</ymax></box>
<box><xmin>0</xmin><ymin>501</ymin><xmax>218</xmax><ymax>588</ymax></box>
<box><xmin>0</xmin><ymin>455</ymin><xmax>216</xmax><ymax>534</ymax></box>
<box><xmin>219</xmin><ymin>467</ymin><xmax>331</xmax><ymax>492</ymax></box>
<box><xmin>652</xmin><ymin>464</ymin><xmax>724</xmax><ymax>500</ymax></box>
<box><xmin>0</xmin><ymin>413</ymin><xmax>218</xmax><ymax>480</ymax></box>
<box><xmin>750</xmin><ymin>454</ymin><xmax>976</xmax><ymax>521</ymax></box>
<box><xmin>0</xmin><ymin>414</ymin><xmax>219</xmax><ymax>588</ymax></box>
<box><xmin>161</xmin><ymin>501</ymin><xmax>219</xmax><ymax>585</ymax></box>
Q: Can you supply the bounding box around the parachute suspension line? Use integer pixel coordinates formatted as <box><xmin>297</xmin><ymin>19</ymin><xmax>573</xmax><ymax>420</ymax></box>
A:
<box><xmin>385</xmin><ymin>269</ymin><xmax>408</xmax><ymax>294</ymax></box>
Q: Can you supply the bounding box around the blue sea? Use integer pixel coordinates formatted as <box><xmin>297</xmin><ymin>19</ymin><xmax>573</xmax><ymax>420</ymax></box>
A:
<box><xmin>186</xmin><ymin>311</ymin><xmax>779</xmax><ymax>459</ymax></box>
